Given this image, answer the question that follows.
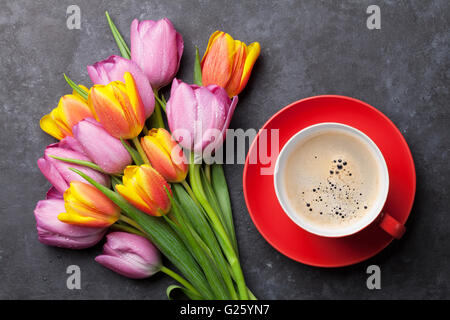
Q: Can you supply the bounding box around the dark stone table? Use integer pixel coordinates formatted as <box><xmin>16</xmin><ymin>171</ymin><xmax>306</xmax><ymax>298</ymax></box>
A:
<box><xmin>0</xmin><ymin>0</ymin><xmax>448</xmax><ymax>299</ymax></box>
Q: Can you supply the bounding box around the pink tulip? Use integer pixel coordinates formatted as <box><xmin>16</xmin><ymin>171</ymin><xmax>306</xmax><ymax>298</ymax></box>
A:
<box><xmin>72</xmin><ymin>118</ymin><xmax>132</xmax><ymax>174</ymax></box>
<box><xmin>56</xmin><ymin>136</ymin><xmax>86</xmax><ymax>155</ymax></box>
<box><xmin>95</xmin><ymin>232</ymin><xmax>162</xmax><ymax>279</ymax></box>
<box><xmin>46</xmin><ymin>186</ymin><xmax>63</xmax><ymax>200</ymax></box>
<box><xmin>87</xmin><ymin>55</ymin><xmax>155</xmax><ymax>118</ymax></box>
<box><xmin>130</xmin><ymin>18</ymin><xmax>183</xmax><ymax>90</ymax></box>
<box><xmin>37</xmin><ymin>137</ymin><xmax>110</xmax><ymax>194</ymax></box>
<box><xmin>34</xmin><ymin>195</ymin><xmax>107</xmax><ymax>249</ymax></box>
<box><xmin>166</xmin><ymin>78</ymin><xmax>238</xmax><ymax>152</ymax></box>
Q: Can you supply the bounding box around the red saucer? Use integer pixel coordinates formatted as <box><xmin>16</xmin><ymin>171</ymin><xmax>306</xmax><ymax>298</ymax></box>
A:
<box><xmin>243</xmin><ymin>95</ymin><xmax>416</xmax><ymax>267</ymax></box>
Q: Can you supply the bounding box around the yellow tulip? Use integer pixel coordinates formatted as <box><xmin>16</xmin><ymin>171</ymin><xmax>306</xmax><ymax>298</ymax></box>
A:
<box><xmin>116</xmin><ymin>165</ymin><xmax>171</xmax><ymax>217</ymax></box>
<box><xmin>40</xmin><ymin>87</ymin><xmax>94</xmax><ymax>140</ymax></box>
<box><xmin>141</xmin><ymin>128</ymin><xmax>188</xmax><ymax>183</ymax></box>
<box><xmin>88</xmin><ymin>72</ymin><xmax>146</xmax><ymax>139</ymax></box>
<box><xmin>201</xmin><ymin>31</ymin><xmax>260</xmax><ymax>97</ymax></box>
<box><xmin>58</xmin><ymin>181</ymin><xmax>120</xmax><ymax>228</ymax></box>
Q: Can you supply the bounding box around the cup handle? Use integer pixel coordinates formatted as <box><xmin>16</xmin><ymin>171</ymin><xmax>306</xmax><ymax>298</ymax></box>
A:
<box><xmin>378</xmin><ymin>213</ymin><xmax>406</xmax><ymax>239</ymax></box>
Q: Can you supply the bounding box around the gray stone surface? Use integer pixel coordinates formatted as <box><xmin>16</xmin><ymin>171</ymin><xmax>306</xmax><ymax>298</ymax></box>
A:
<box><xmin>0</xmin><ymin>0</ymin><xmax>449</xmax><ymax>299</ymax></box>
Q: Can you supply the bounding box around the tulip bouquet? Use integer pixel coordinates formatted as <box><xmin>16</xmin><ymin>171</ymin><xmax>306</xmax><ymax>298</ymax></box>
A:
<box><xmin>34</xmin><ymin>12</ymin><xmax>260</xmax><ymax>300</ymax></box>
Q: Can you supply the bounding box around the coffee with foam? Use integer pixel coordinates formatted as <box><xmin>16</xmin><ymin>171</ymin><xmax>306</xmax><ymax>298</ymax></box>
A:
<box><xmin>283</xmin><ymin>129</ymin><xmax>381</xmax><ymax>230</ymax></box>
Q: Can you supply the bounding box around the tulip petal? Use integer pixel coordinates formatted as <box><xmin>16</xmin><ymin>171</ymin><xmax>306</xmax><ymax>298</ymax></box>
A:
<box><xmin>103</xmin><ymin>232</ymin><xmax>161</xmax><ymax>268</ymax></box>
<box><xmin>37</xmin><ymin>157</ymin><xmax>69</xmax><ymax>194</ymax></box>
<box><xmin>141</xmin><ymin>135</ymin><xmax>178</xmax><ymax>180</ymax></box>
<box><xmin>46</xmin><ymin>187</ymin><xmax>63</xmax><ymax>200</ymax></box>
<box><xmin>124</xmin><ymin>72</ymin><xmax>146</xmax><ymax>129</ymax></box>
<box><xmin>88</xmin><ymin>75</ymin><xmax>145</xmax><ymax>140</ymax></box>
<box><xmin>193</xmin><ymin>86</ymin><xmax>227</xmax><ymax>152</ymax></box>
<box><xmin>208</xmin><ymin>95</ymin><xmax>239</xmax><ymax>153</ymax></box>
<box><xmin>59</xmin><ymin>181</ymin><xmax>120</xmax><ymax>227</ymax></box>
<box><xmin>167</xmin><ymin>80</ymin><xmax>198</xmax><ymax>150</ymax></box>
<box><xmin>69</xmin><ymin>181</ymin><xmax>120</xmax><ymax>219</ymax></box>
<box><xmin>87</xmin><ymin>55</ymin><xmax>155</xmax><ymax>118</ymax></box>
<box><xmin>116</xmin><ymin>183</ymin><xmax>157</xmax><ymax>215</ymax></box>
<box><xmin>224</xmin><ymin>41</ymin><xmax>247</xmax><ymax>96</ymax></box>
<box><xmin>89</xmin><ymin>84</ymin><xmax>133</xmax><ymax>139</ymax></box>
<box><xmin>95</xmin><ymin>255</ymin><xmax>152</xmax><ymax>279</ymax></box>
<box><xmin>116</xmin><ymin>165</ymin><xmax>171</xmax><ymax>216</ymax></box>
<box><xmin>59</xmin><ymin>95</ymin><xmax>94</xmax><ymax>128</ymax></box>
<box><xmin>40</xmin><ymin>94</ymin><xmax>95</xmax><ymax>140</ymax></box>
<box><xmin>34</xmin><ymin>199</ymin><xmax>106</xmax><ymax>249</ymax></box>
<box><xmin>130</xmin><ymin>18</ymin><xmax>183</xmax><ymax>89</ymax></box>
<box><xmin>138</xmin><ymin>165</ymin><xmax>171</xmax><ymax>215</ymax></box>
<box><xmin>175</xmin><ymin>31</ymin><xmax>184</xmax><ymax>73</ymax></box>
<box><xmin>166</xmin><ymin>79</ymin><xmax>238</xmax><ymax>153</ymax></box>
<box><xmin>44</xmin><ymin>146</ymin><xmax>110</xmax><ymax>190</ymax></box>
<box><xmin>40</xmin><ymin>114</ymin><xmax>65</xmax><ymax>140</ymax></box>
<box><xmin>201</xmin><ymin>31</ymin><xmax>234</xmax><ymax>89</ymax></box>
<box><xmin>73</xmin><ymin>119</ymin><xmax>131</xmax><ymax>174</ymax></box>
<box><xmin>239</xmin><ymin>42</ymin><xmax>261</xmax><ymax>92</ymax></box>
<box><xmin>141</xmin><ymin>130</ymin><xmax>187</xmax><ymax>183</ymax></box>
<box><xmin>58</xmin><ymin>136</ymin><xmax>87</xmax><ymax>155</ymax></box>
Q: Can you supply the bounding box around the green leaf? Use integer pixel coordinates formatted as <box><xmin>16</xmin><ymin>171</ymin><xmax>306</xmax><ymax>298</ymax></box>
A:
<box><xmin>188</xmin><ymin>153</ymin><xmax>248</xmax><ymax>299</ymax></box>
<box><xmin>69</xmin><ymin>168</ymin><xmax>214</xmax><ymax>300</ymax></box>
<box><xmin>148</xmin><ymin>89</ymin><xmax>166</xmax><ymax>129</ymax></box>
<box><xmin>154</xmin><ymin>92</ymin><xmax>166</xmax><ymax>113</ymax></box>
<box><xmin>200</xmin><ymin>167</ymin><xmax>237</xmax><ymax>252</ymax></box>
<box><xmin>111</xmin><ymin>223</ymin><xmax>147</xmax><ymax>238</ymax></box>
<box><xmin>63</xmin><ymin>74</ymin><xmax>88</xmax><ymax>100</ymax></box>
<box><xmin>210</xmin><ymin>163</ymin><xmax>238</xmax><ymax>254</ymax></box>
<box><xmin>105</xmin><ymin>11</ymin><xmax>131</xmax><ymax>59</ymax></box>
<box><xmin>165</xmin><ymin>187</ymin><xmax>230</xmax><ymax>299</ymax></box>
<box><xmin>120</xmin><ymin>138</ymin><xmax>143</xmax><ymax>165</ymax></box>
<box><xmin>172</xmin><ymin>183</ymin><xmax>238</xmax><ymax>299</ymax></box>
<box><xmin>194</xmin><ymin>46</ymin><xmax>203</xmax><ymax>86</ymax></box>
<box><xmin>166</xmin><ymin>284</ymin><xmax>202</xmax><ymax>300</ymax></box>
<box><xmin>48</xmin><ymin>155</ymin><xmax>104</xmax><ymax>173</ymax></box>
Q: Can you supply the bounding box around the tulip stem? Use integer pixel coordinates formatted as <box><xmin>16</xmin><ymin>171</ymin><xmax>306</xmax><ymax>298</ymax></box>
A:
<box><xmin>160</xmin><ymin>266</ymin><xmax>202</xmax><ymax>298</ymax></box>
<box><xmin>204</xmin><ymin>164</ymin><xmax>211</xmax><ymax>182</ymax></box>
<box><xmin>131</xmin><ymin>137</ymin><xmax>150</xmax><ymax>164</ymax></box>
<box><xmin>154</xmin><ymin>93</ymin><xmax>166</xmax><ymax>113</ymax></box>
<box><xmin>111</xmin><ymin>223</ymin><xmax>147</xmax><ymax>238</ymax></box>
<box><xmin>188</xmin><ymin>153</ymin><xmax>248</xmax><ymax>300</ymax></box>
<box><xmin>121</xmin><ymin>138</ymin><xmax>144</xmax><ymax>165</ymax></box>
<box><xmin>149</xmin><ymin>89</ymin><xmax>166</xmax><ymax>129</ymax></box>
<box><xmin>119</xmin><ymin>214</ymin><xmax>147</xmax><ymax>235</ymax></box>
<box><xmin>180</xmin><ymin>180</ymin><xmax>199</xmax><ymax>206</ymax></box>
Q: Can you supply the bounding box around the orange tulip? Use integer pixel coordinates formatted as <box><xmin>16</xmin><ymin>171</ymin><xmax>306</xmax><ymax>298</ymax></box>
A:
<box><xmin>141</xmin><ymin>128</ymin><xmax>188</xmax><ymax>183</ymax></box>
<box><xmin>88</xmin><ymin>72</ymin><xmax>146</xmax><ymax>139</ymax></box>
<box><xmin>201</xmin><ymin>31</ymin><xmax>260</xmax><ymax>97</ymax></box>
<box><xmin>40</xmin><ymin>87</ymin><xmax>94</xmax><ymax>140</ymax></box>
<box><xmin>116</xmin><ymin>165</ymin><xmax>171</xmax><ymax>217</ymax></box>
<box><xmin>58</xmin><ymin>181</ymin><xmax>120</xmax><ymax>228</ymax></box>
